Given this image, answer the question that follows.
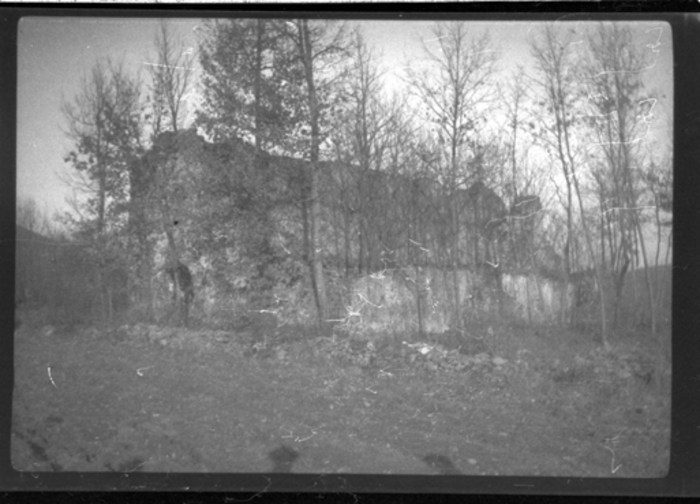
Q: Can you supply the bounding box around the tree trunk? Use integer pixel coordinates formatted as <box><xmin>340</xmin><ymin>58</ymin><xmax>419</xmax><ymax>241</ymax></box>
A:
<box><xmin>299</xmin><ymin>20</ymin><xmax>328</xmax><ymax>325</ymax></box>
<box><xmin>309</xmin><ymin>168</ymin><xmax>327</xmax><ymax>323</ymax></box>
<box><xmin>633</xmin><ymin>212</ymin><xmax>657</xmax><ymax>338</ymax></box>
<box><xmin>571</xmin><ymin>170</ymin><xmax>608</xmax><ymax>346</ymax></box>
<box><xmin>344</xmin><ymin>210</ymin><xmax>351</xmax><ymax>276</ymax></box>
<box><xmin>451</xmin><ymin>197</ymin><xmax>462</xmax><ymax>329</ymax></box>
<box><xmin>358</xmin><ymin>223</ymin><xmax>365</xmax><ymax>275</ymax></box>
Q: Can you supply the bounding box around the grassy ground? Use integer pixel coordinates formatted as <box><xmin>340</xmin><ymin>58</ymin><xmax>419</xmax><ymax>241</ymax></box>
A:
<box><xmin>11</xmin><ymin>305</ymin><xmax>670</xmax><ymax>477</ymax></box>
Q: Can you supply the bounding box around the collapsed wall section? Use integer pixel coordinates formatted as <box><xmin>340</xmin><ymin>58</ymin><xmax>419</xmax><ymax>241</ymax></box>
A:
<box><xmin>338</xmin><ymin>266</ymin><xmax>574</xmax><ymax>338</ymax></box>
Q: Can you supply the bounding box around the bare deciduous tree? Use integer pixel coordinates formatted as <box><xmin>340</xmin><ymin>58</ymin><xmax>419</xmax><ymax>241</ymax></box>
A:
<box><xmin>281</xmin><ymin>19</ymin><xmax>350</xmax><ymax>325</ymax></box>
<box><xmin>62</xmin><ymin>58</ymin><xmax>143</xmax><ymax>234</ymax></box>
<box><xmin>149</xmin><ymin>20</ymin><xmax>196</xmax><ymax>136</ymax></box>
<box><xmin>61</xmin><ymin>58</ymin><xmax>143</xmax><ymax>321</ymax></box>
<box><xmin>531</xmin><ymin>24</ymin><xmax>610</xmax><ymax>345</ymax></box>
<box><xmin>578</xmin><ymin>23</ymin><xmax>658</xmax><ymax>336</ymax></box>
<box><xmin>405</xmin><ymin>22</ymin><xmax>499</xmax><ymax>327</ymax></box>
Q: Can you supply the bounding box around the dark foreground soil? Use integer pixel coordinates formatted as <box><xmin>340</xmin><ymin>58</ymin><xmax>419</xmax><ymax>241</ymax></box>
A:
<box><xmin>11</xmin><ymin>315</ymin><xmax>670</xmax><ymax>477</ymax></box>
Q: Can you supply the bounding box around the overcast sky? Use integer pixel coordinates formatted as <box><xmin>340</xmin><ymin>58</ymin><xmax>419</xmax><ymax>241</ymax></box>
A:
<box><xmin>17</xmin><ymin>16</ymin><xmax>673</xmax><ymax>221</ymax></box>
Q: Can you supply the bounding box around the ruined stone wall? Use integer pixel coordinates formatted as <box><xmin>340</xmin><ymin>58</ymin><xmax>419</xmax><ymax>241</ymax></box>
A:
<box><xmin>501</xmin><ymin>273</ymin><xmax>574</xmax><ymax>324</ymax></box>
<box><xmin>341</xmin><ymin>266</ymin><xmax>573</xmax><ymax>337</ymax></box>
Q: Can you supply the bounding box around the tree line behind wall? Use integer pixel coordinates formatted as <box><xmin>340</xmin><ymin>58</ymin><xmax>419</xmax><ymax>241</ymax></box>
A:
<box><xmin>54</xmin><ymin>19</ymin><xmax>672</xmax><ymax>339</ymax></box>
<box><xmin>15</xmin><ymin>225</ymin><xmax>128</xmax><ymax>325</ymax></box>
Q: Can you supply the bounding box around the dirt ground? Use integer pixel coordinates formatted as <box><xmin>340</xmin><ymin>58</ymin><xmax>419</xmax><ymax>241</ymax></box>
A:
<box><xmin>11</xmin><ymin>313</ymin><xmax>670</xmax><ymax>478</ymax></box>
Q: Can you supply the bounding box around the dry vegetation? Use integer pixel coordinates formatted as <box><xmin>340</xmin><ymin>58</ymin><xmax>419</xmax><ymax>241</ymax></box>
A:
<box><xmin>12</xmin><ymin>266</ymin><xmax>670</xmax><ymax>477</ymax></box>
